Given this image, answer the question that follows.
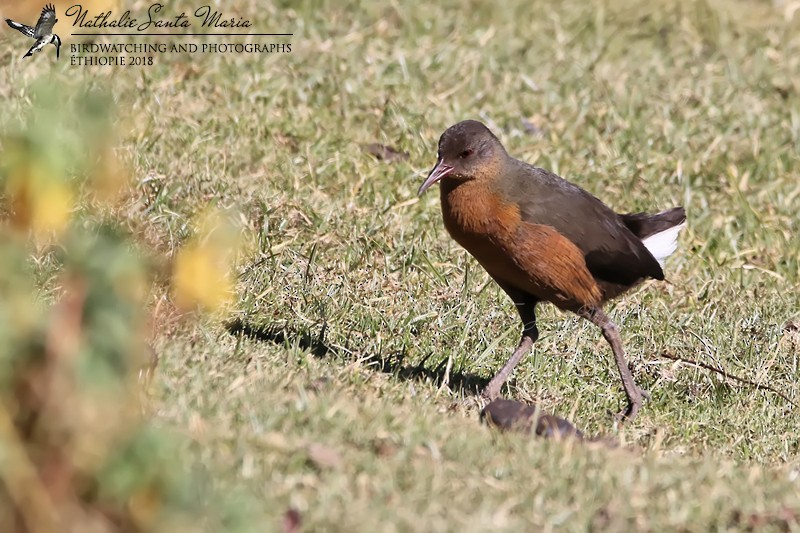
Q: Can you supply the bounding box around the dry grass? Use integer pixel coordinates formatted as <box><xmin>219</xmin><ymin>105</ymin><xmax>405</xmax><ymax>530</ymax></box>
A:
<box><xmin>2</xmin><ymin>0</ymin><xmax>800</xmax><ymax>530</ymax></box>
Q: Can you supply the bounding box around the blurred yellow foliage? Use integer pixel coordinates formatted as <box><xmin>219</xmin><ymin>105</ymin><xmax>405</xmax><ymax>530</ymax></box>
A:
<box><xmin>3</xmin><ymin>152</ymin><xmax>73</xmax><ymax>237</ymax></box>
<box><xmin>172</xmin><ymin>209</ymin><xmax>242</xmax><ymax>313</ymax></box>
<box><xmin>90</xmin><ymin>146</ymin><xmax>130</xmax><ymax>206</ymax></box>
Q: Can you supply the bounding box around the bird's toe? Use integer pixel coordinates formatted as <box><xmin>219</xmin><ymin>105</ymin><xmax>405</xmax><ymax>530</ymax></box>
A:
<box><xmin>616</xmin><ymin>397</ymin><xmax>642</xmax><ymax>422</ymax></box>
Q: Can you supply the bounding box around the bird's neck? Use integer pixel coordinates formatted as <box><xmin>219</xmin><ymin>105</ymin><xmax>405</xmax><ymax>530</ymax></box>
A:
<box><xmin>439</xmin><ymin>177</ymin><xmax>520</xmax><ymax>239</ymax></box>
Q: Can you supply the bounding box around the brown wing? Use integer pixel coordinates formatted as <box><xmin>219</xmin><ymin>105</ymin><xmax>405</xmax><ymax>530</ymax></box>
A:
<box><xmin>491</xmin><ymin>223</ymin><xmax>603</xmax><ymax>310</ymax></box>
<box><xmin>440</xmin><ymin>185</ymin><xmax>602</xmax><ymax>309</ymax></box>
<box><xmin>500</xmin><ymin>164</ymin><xmax>664</xmax><ymax>287</ymax></box>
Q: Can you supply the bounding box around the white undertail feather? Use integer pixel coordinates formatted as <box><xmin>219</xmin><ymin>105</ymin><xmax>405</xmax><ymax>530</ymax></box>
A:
<box><xmin>641</xmin><ymin>222</ymin><xmax>686</xmax><ymax>268</ymax></box>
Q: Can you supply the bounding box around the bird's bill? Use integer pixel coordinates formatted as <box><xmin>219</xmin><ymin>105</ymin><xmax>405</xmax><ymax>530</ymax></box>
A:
<box><xmin>417</xmin><ymin>160</ymin><xmax>453</xmax><ymax>195</ymax></box>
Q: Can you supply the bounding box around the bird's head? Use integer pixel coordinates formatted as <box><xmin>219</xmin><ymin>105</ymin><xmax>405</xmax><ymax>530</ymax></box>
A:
<box><xmin>53</xmin><ymin>34</ymin><xmax>61</xmax><ymax>59</ymax></box>
<box><xmin>418</xmin><ymin>120</ymin><xmax>506</xmax><ymax>195</ymax></box>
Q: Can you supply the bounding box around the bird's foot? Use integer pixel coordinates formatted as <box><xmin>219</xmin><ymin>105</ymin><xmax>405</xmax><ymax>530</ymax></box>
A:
<box><xmin>613</xmin><ymin>387</ymin><xmax>649</xmax><ymax>422</ymax></box>
<box><xmin>614</xmin><ymin>404</ymin><xmax>639</xmax><ymax>422</ymax></box>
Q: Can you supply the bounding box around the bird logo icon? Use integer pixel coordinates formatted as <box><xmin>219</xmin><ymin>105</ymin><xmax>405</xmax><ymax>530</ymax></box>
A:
<box><xmin>5</xmin><ymin>4</ymin><xmax>62</xmax><ymax>60</ymax></box>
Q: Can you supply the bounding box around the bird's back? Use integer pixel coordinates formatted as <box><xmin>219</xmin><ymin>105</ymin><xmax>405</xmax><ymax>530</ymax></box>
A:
<box><xmin>495</xmin><ymin>161</ymin><xmax>665</xmax><ymax>293</ymax></box>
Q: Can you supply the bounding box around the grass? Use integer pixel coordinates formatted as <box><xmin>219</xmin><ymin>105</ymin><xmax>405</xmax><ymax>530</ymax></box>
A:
<box><xmin>2</xmin><ymin>0</ymin><xmax>800</xmax><ymax>529</ymax></box>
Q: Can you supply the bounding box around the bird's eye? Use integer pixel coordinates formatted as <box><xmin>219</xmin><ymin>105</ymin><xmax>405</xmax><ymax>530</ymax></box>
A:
<box><xmin>459</xmin><ymin>149</ymin><xmax>474</xmax><ymax>159</ymax></box>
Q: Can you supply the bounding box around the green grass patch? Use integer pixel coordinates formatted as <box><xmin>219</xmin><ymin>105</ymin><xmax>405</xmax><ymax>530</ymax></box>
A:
<box><xmin>2</xmin><ymin>0</ymin><xmax>800</xmax><ymax>529</ymax></box>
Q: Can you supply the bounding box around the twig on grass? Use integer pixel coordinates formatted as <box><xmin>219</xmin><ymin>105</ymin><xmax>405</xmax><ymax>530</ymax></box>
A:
<box><xmin>660</xmin><ymin>352</ymin><xmax>797</xmax><ymax>408</ymax></box>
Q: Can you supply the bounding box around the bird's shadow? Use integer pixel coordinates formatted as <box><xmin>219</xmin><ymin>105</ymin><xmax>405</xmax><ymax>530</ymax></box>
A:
<box><xmin>225</xmin><ymin>319</ymin><xmax>491</xmax><ymax>394</ymax></box>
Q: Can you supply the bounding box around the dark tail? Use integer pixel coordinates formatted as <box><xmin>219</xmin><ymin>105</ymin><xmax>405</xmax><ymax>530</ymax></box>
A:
<box><xmin>621</xmin><ymin>207</ymin><xmax>686</xmax><ymax>240</ymax></box>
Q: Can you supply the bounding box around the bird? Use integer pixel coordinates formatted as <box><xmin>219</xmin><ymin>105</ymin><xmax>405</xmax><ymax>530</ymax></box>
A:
<box><xmin>418</xmin><ymin>120</ymin><xmax>686</xmax><ymax>420</ymax></box>
<box><xmin>5</xmin><ymin>4</ymin><xmax>61</xmax><ymax>60</ymax></box>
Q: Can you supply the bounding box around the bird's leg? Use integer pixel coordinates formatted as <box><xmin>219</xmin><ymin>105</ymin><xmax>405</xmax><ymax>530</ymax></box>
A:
<box><xmin>580</xmin><ymin>306</ymin><xmax>646</xmax><ymax>421</ymax></box>
<box><xmin>481</xmin><ymin>300</ymin><xmax>538</xmax><ymax>401</ymax></box>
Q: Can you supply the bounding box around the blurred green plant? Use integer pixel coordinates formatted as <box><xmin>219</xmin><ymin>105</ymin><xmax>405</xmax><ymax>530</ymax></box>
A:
<box><xmin>0</xmin><ymin>82</ymin><xmax>255</xmax><ymax>531</ymax></box>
